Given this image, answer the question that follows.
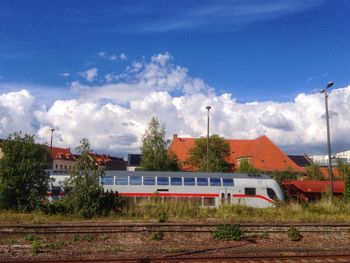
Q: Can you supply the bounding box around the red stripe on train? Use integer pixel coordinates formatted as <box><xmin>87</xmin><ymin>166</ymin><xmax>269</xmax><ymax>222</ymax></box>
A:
<box><xmin>118</xmin><ymin>192</ymin><xmax>274</xmax><ymax>203</ymax></box>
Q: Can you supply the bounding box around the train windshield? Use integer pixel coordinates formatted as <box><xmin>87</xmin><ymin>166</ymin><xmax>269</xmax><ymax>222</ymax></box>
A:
<box><xmin>267</xmin><ymin>188</ymin><xmax>277</xmax><ymax>200</ymax></box>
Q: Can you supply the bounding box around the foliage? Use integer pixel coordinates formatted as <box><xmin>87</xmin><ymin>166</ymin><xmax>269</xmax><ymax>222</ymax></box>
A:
<box><xmin>213</xmin><ymin>224</ymin><xmax>242</xmax><ymax>241</ymax></box>
<box><xmin>339</xmin><ymin>161</ymin><xmax>350</xmax><ymax>202</ymax></box>
<box><xmin>0</xmin><ymin>132</ymin><xmax>51</xmax><ymax>211</ymax></box>
<box><xmin>31</xmin><ymin>240</ymin><xmax>42</xmax><ymax>254</ymax></box>
<box><xmin>268</xmin><ymin>167</ymin><xmax>300</xmax><ymax>186</ymax></box>
<box><xmin>140</xmin><ymin>117</ymin><xmax>179</xmax><ymax>171</ymax></box>
<box><xmin>236</xmin><ymin>158</ymin><xmax>260</xmax><ymax>173</ymax></box>
<box><xmin>305</xmin><ymin>163</ymin><xmax>324</xmax><ymax>180</ymax></box>
<box><xmin>260</xmin><ymin>231</ymin><xmax>269</xmax><ymax>239</ymax></box>
<box><xmin>63</xmin><ymin>138</ymin><xmax>108</xmax><ymax>218</ymax></box>
<box><xmin>24</xmin><ymin>233</ymin><xmax>39</xmax><ymax>241</ymax></box>
<box><xmin>157</xmin><ymin>211</ymin><xmax>168</xmax><ymax>223</ymax></box>
<box><xmin>151</xmin><ymin>231</ymin><xmax>164</xmax><ymax>240</ymax></box>
<box><xmin>187</xmin><ymin>134</ymin><xmax>232</xmax><ymax>172</ymax></box>
<box><xmin>287</xmin><ymin>226</ymin><xmax>302</xmax><ymax>241</ymax></box>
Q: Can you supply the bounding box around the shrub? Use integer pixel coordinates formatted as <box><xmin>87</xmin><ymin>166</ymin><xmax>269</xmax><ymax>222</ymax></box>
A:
<box><xmin>24</xmin><ymin>234</ymin><xmax>39</xmax><ymax>241</ymax></box>
<box><xmin>287</xmin><ymin>226</ymin><xmax>302</xmax><ymax>241</ymax></box>
<box><xmin>260</xmin><ymin>231</ymin><xmax>269</xmax><ymax>239</ymax></box>
<box><xmin>151</xmin><ymin>231</ymin><xmax>164</xmax><ymax>240</ymax></box>
<box><xmin>213</xmin><ymin>224</ymin><xmax>242</xmax><ymax>241</ymax></box>
<box><xmin>157</xmin><ymin>211</ymin><xmax>168</xmax><ymax>223</ymax></box>
<box><xmin>31</xmin><ymin>240</ymin><xmax>42</xmax><ymax>254</ymax></box>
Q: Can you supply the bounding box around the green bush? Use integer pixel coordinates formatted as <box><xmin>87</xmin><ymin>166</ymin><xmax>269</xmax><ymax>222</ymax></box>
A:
<box><xmin>287</xmin><ymin>226</ymin><xmax>302</xmax><ymax>241</ymax></box>
<box><xmin>31</xmin><ymin>240</ymin><xmax>42</xmax><ymax>254</ymax></box>
<box><xmin>157</xmin><ymin>211</ymin><xmax>168</xmax><ymax>223</ymax></box>
<box><xmin>24</xmin><ymin>234</ymin><xmax>39</xmax><ymax>241</ymax></box>
<box><xmin>260</xmin><ymin>231</ymin><xmax>269</xmax><ymax>239</ymax></box>
<box><xmin>151</xmin><ymin>231</ymin><xmax>164</xmax><ymax>240</ymax></box>
<box><xmin>213</xmin><ymin>224</ymin><xmax>242</xmax><ymax>241</ymax></box>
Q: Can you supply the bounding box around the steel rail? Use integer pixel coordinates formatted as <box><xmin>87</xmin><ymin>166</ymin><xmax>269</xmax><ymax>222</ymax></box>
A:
<box><xmin>5</xmin><ymin>253</ymin><xmax>350</xmax><ymax>263</ymax></box>
<box><xmin>1</xmin><ymin>222</ymin><xmax>350</xmax><ymax>234</ymax></box>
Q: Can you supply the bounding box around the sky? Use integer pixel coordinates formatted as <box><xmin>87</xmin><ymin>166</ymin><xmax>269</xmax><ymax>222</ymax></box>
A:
<box><xmin>0</xmin><ymin>0</ymin><xmax>350</xmax><ymax>157</ymax></box>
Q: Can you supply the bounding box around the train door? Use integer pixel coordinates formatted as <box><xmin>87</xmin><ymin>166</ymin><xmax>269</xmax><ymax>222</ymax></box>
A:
<box><xmin>218</xmin><ymin>188</ymin><xmax>234</xmax><ymax>205</ymax></box>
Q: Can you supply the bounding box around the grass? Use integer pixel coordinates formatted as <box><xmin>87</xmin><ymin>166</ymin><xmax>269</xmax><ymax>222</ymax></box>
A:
<box><xmin>2</xmin><ymin>197</ymin><xmax>350</xmax><ymax>223</ymax></box>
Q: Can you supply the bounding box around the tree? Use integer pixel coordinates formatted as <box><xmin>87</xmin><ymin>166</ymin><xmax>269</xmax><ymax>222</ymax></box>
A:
<box><xmin>0</xmin><ymin>132</ymin><xmax>50</xmax><ymax>211</ymax></box>
<box><xmin>140</xmin><ymin>117</ymin><xmax>179</xmax><ymax>171</ymax></box>
<box><xmin>187</xmin><ymin>134</ymin><xmax>232</xmax><ymax>172</ymax></box>
<box><xmin>236</xmin><ymin>158</ymin><xmax>260</xmax><ymax>173</ymax></box>
<box><xmin>305</xmin><ymin>163</ymin><xmax>324</xmax><ymax>180</ymax></box>
<box><xmin>63</xmin><ymin>138</ymin><xmax>106</xmax><ymax>218</ymax></box>
<box><xmin>338</xmin><ymin>160</ymin><xmax>350</xmax><ymax>202</ymax></box>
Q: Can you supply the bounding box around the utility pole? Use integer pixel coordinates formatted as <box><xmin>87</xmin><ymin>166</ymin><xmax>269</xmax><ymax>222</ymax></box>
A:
<box><xmin>206</xmin><ymin>106</ymin><xmax>211</xmax><ymax>172</ymax></box>
<box><xmin>320</xmin><ymin>81</ymin><xmax>334</xmax><ymax>199</ymax></box>
<box><xmin>50</xmin><ymin>128</ymin><xmax>55</xmax><ymax>170</ymax></box>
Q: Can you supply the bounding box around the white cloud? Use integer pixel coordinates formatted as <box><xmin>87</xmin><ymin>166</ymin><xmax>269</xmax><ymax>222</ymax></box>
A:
<box><xmin>120</xmin><ymin>53</ymin><xmax>128</xmax><ymax>60</ymax></box>
<box><xmin>80</xmin><ymin>68</ymin><xmax>98</xmax><ymax>82</ymax></box>
<box><xmin>98</xmin><ymin>51</ymin><xmax>127</xmax><ymax>61</ymax></box>
<box><xmin>1</xmin><ymin>53</ymin><xmax>350</xmax><ymax>156</ymax></box>
<box><xmin>59</xmin><ymin>72</ymin><xmax>70</xmax><ymax>78</ymax></box>
<box><xmin>0</xmin><ymin>89</ymin><xmax>35</xmax><ymax>137</ymax></box>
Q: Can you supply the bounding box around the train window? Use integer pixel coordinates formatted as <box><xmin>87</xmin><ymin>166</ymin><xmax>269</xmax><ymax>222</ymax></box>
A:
<box><xmin>267</xmin><ymin>188</ymin><xmax>277</xmax><ymax>200</ymax></box>
<box><xmin>223</xmin><ymin>178</ymin><xmax>234</xmax><ymax>186</ymax></box>
<box><xmin>171</xmin><ymin>177</ymin><xmax>182</xmax><ymax>186</ymax></box>
<box><xmin>101</xmin><ymin>176</ymin><xmax>114</xmax><ymax>185</ymax></box>
<box><xmin>210</xmin><ymin>178</ymin><xmax>221</xmax><ymax>186</ymax></box>
<box><xmin>184</xmin><ymin>177</ymin><xmax>195</xmax><ymax>186</ymax></box>
<box><xmin>144</xmin><ymin>177</ymin><xmax>155</xmax><ymax>185</ymax></box>
<box><xmin>115</xmin><ymin>177</ymin><xmax>128</xmax><ymax>185</ymax></box>
<box><xmin>244</xmin><ymin>187</ymin><xmax>256</xmax><ymax>196</ymax></box>
<box><xmin>157</xmin><ymin>177</ymin><xmax>169</xmax><ymax>185</ymax></box>
<box><xmin>197</xmin><ymin>178</ymin><xmax>208</xmax><ymax>186</ymax></box>
<box><xmin>130</xmin><ymin>176</ymin><xmax>142</xmax><ymax>185</ymax></box>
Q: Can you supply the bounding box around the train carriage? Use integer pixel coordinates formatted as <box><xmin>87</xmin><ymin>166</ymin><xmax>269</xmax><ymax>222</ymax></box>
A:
<box><xmin>49</xmin><ymin>171</ymin><xmax>284</xmax><ymax>208</ymax></box>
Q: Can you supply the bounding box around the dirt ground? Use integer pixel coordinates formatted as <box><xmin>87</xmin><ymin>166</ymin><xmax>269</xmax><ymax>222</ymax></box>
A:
<box><xmin>1</xmin><ymin>230</ymin><xmax>349</xmax><ymax>261</ymax></box>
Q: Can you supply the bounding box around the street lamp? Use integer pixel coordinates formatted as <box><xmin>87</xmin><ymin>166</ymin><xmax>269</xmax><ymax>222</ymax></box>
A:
<box><xmin>320</xmin><ymin>81</ymin><xmax>334</xmax><ymax>198</ymax></box>
<box><xmin>206</xmin><ymin>106</ymin><xmax>211</xmax><ymax>172</ymax></box>
<box><xmin>50</xmin><ymin>128</ymin><xmax>55</xmax><ymax>169</ymax></box>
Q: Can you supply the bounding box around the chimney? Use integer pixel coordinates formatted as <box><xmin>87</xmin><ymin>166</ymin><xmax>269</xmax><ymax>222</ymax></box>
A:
<box><xmin>173</xmin><ymin>134</ymin><xmax>178</xmax><ymax>140</ymax></box>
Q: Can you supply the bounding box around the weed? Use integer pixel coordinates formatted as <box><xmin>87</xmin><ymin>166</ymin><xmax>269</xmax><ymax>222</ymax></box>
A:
<box><xmin>98</xmin><ymin>234</ymin><xmax>109</xmax><ymax>241</ymax></box>
<box><xmin>46</xmin><ymin>240</ymin><xmax>66</xmax><ymax>250</ymax></box>
<box><xmin>72</xmin><ymin>234</ymin><xmax>81</xmax><ymax>242</ymax></box>
<box><xmin>6</xmin><ymin>238</ymin><xmax>18</xmax><ymax>245</ymax></box>
<box><xmin>151</xmin><ymin>231</ymin><xmax>164</xmax><ymax>240</ymax></box>
<box><xmin>166</xmin><ymin>246</ymin><xmax>187</xmax><ymax>253</ymax></box>
<box><xmin>24</xmin><ymin>234</ymin><xmax>39</xmax><ymax>241</ymax></box>
<box><xmin>82</xmin><ymin>234</ymin><xmax>94</xmax><ymax>242</ymax></box>
<box><xmin>287</xmin><ymin>226</ymin><xmax>302</xmax><ymax>241</ymax></box>
<box><xmin>111</xmin><ymin>244</ymin><xmax>122</xmax><ymax>253</ymax></box>
<box><xmin>260</xmin><ymin>231</ymin><xmax>269</xmax><ymax>239</ymax></box>
<box><xmin>157</xmin><ymin>211</ymin><xmax>168</xmax><ymax>223</ymax></box>
<box><xmin>31</xmin><ymin>240</ymin><xmax>42</xmax><ymax>254</ymax></box>
<box><xmin>213</xmin><ymin>224</ymin><xmax>242</xmax><ymax>241</ymax></box>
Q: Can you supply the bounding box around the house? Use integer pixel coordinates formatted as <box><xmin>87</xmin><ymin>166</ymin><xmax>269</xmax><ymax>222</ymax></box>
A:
<box><xmin>127</xmin><ymin>154</ymin><xmax>142</xmax><ymax>171</ymax></box>
<box><xmin>168</xmin><ymin>134</ymin><xmax>303</xmax><ymax>172</ymax></box>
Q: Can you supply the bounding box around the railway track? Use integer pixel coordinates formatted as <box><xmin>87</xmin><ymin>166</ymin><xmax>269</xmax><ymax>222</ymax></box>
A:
<box><xmin>1</xmin><ymin>222</ymin><xmax>350</xmax><ymax>234</ymax></box>
<box><xmin>6</xmin><ymin>253</ymin><xmax>350</xmax><ymax>262</ymax></box>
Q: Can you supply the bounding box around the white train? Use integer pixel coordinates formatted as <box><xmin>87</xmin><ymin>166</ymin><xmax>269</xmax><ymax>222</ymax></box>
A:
<box><xmin>49</xmin><ymin>171</ymin><xmax>284</xmax><ymax>208</ymax></box>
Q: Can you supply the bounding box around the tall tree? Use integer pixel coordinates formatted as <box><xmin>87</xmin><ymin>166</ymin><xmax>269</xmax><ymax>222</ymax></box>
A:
<box><xmin>187</xmin><ymin>134</ymin><xmax>232</xmax><ymax>172</ymax></box>
<box><xmin>305</xmin><ymin>163</ymin><xmax>324</xmax><ymax>180</ymax></box>
<box><xmin>0</xmin><ymin>132</ymin><xmax>50</xmax><ymax>211</ymax></box>
<box><xmin>140</xmin><ymin>117</ymin><xmax>179</xmax><ymax>171</ymax></box>
<box><xmin>63</xmin><ymin>138</ymin><xmax>106</xmax><ymax>218</ymax></box>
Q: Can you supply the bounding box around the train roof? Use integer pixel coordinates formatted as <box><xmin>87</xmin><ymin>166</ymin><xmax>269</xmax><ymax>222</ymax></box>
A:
<box><xmin>105</xmin><ymin>171</ymin><xmax>273</xmax><ymax>180</ymax></box>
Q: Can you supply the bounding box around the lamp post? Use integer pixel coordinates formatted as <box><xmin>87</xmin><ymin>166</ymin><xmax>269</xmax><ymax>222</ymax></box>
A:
<box><xmin>320</xmin><ymin>81</ymin><xmax>334</xmax><ymax>198</ymax></box>
<box><xmin>50</xmin><ymin>128</ymin><xmax>55</xmax><ymax>169</ymax></box>
<box><xmin>206</xmin><ymin>106</ymin><xmax>211</xmax><ymax>172</ymax></box>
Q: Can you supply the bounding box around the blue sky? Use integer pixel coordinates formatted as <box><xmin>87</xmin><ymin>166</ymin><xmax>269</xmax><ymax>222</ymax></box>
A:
<box><xmin>1</xmin><ymin>0</ymin><xmax>350</xmax><ymax>155</ymax></box>
<box><xmin>1</xmin><ymin>0</ymin><xmax>349</xmax><ymax>101</ymax></box>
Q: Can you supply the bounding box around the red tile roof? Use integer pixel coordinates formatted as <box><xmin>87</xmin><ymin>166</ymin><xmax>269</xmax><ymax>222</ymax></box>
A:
<box><xmin>49</xmin><ymin>147</ymin><xmax>75</xmax><ymax>161</ymax></box>
<box><xmin>168</xmin><ymin>135</ymin><xmax>303</xmax><ymax>172</ymax></box>
<box><xmin>283</xmin><ymin>180</ymin><xmax>344</xmax><ymax>193</ymax></box>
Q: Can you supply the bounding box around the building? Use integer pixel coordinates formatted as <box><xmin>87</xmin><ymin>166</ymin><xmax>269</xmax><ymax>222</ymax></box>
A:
<box><xmin>127</xmin><ymin>154</ymin><xmax>142</xmax><ymax>171</ymax></box>
<box><xmin>168</xmin><ymin>134</ymin><xmax>303</xmax><ymax>172</ymax></box>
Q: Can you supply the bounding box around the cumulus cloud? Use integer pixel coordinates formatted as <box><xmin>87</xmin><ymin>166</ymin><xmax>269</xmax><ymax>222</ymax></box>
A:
<box><xmin>80</xmin><ymin>68</ymin><xmax>98</xmax><ymax>82</ymax></box>
<box><xmin>1</xmin><ymin>53</ymin><xmax>350</xmax><ymax>156</ymax></box>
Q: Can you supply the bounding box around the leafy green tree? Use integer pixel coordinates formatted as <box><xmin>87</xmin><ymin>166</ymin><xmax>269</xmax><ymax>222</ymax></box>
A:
<box><xmin>305</xmin><ymin>163</ymin><xmax>324</xmax><ymax>180</ymax></box>
<box><xmin>268</xmin><ymin>167</ymin><xmax>300</xmax><ymax>186</ymax></box>
<box><xmin>236</xmin><ymin>158</ymin><xmax>260</xmax><ymax>173</ymax></box>
<box><xmin>0</xmin><ymin>132</ymin><xmax>50</xmax><ymax>211</ymax></box>
<box><xmin>187</xmin><ymin>134</ymin><xmax>232</xmax><ymax>172</ymax></box>
<box><xmin>140</xmin><ymin>117</ymin><xmax>179</xmax><ymax>171</ymax></box>
<box><xmin>338</xmin><ymin>161</ymin><xmax>350</xmax><ymax>202</ymax></box>
<box><xmin>63</xmin><ymin>138</ymin><xmax>106</xmax><ymax>218</ymax></box>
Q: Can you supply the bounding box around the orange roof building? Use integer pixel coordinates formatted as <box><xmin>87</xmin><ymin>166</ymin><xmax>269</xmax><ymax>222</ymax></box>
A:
<box><xmin>168</xmin><ymin>134</ymin><xmax>303</xmax><ymax>172</ymax></box>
